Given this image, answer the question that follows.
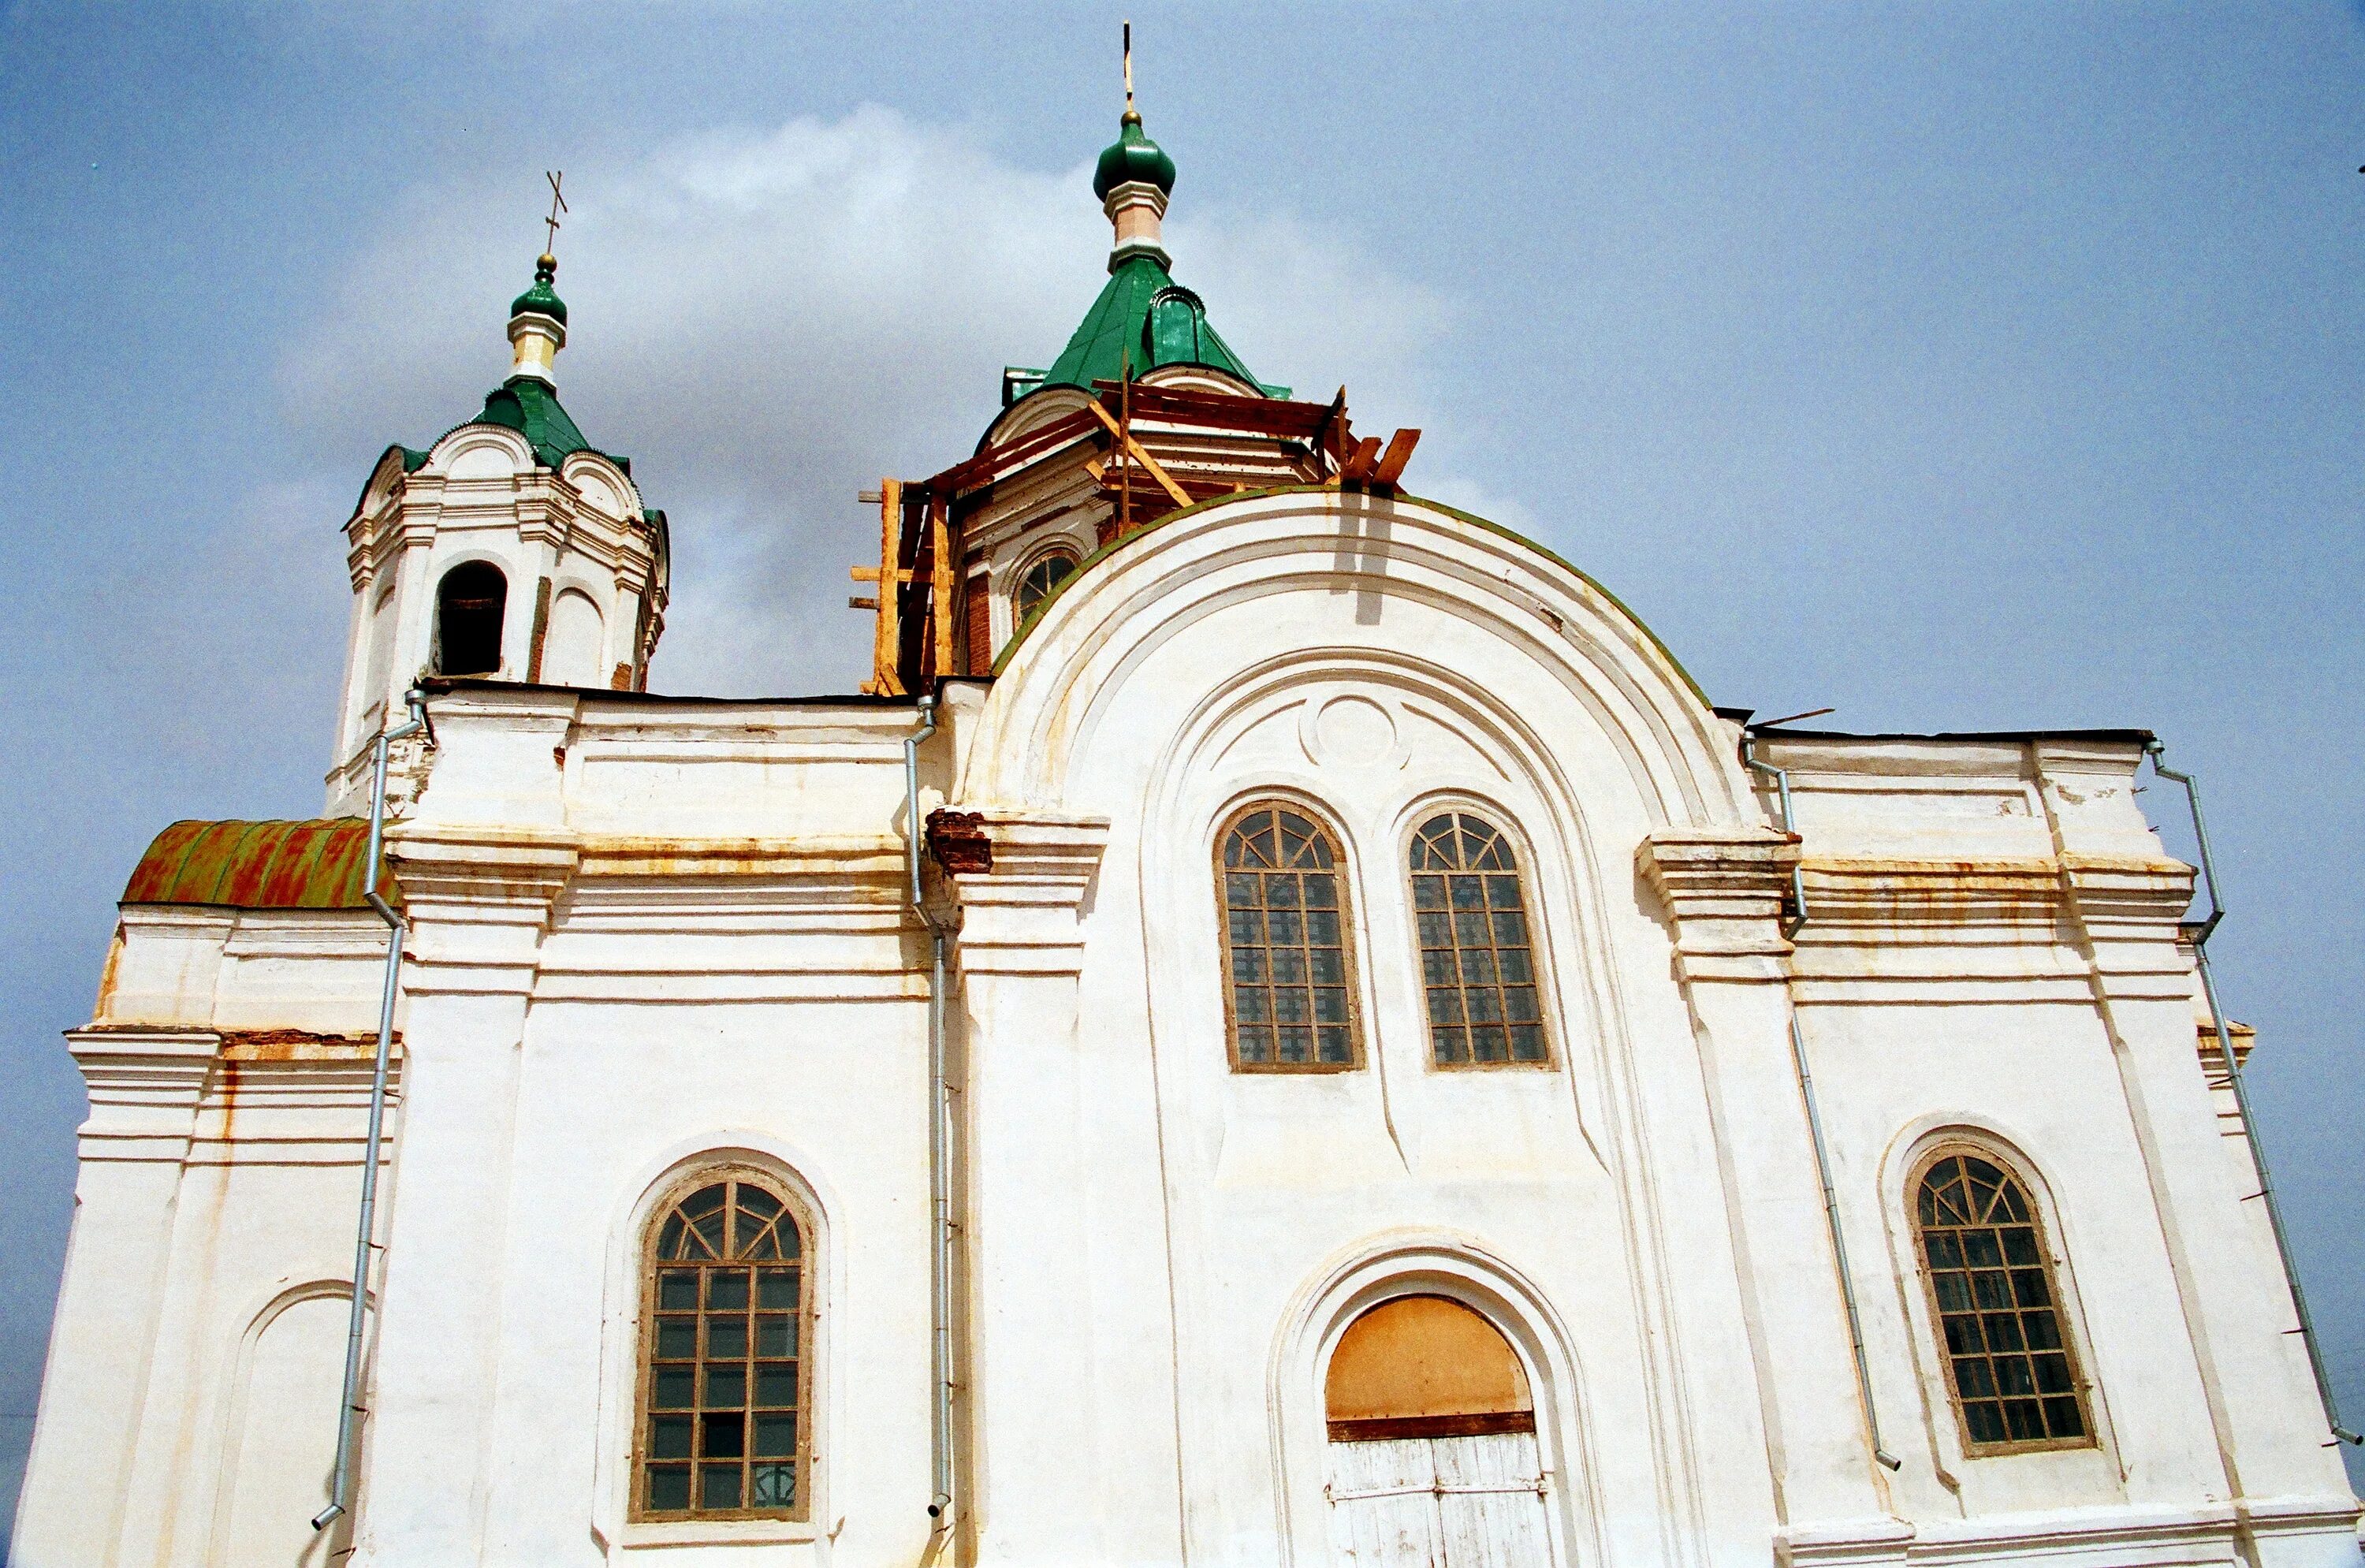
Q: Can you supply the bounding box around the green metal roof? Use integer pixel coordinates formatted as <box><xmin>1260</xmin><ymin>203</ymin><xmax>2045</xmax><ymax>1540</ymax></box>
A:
<box><xmin>123</xmin><ymin>820</ymin><xmax>400</xmax><ymax>911</ymax></box>
<box><xmin>510</xmin><ymin>253</ymin><xmax>568</xmax><ymax>323</ymax></box>
<box><xmin>1093</xmin><ymin>111</ymin><xmax>1176</xmax><ymax>201</ymax></box>
<box><xmin>1040</xmin><ymin>252</ymin><xmax>1272</xmax><ymax>394</ymax></box>
<box><xmin>472</xmin><ymin>375</ymin><xmax>594</xmax><ymax>468</ymax></box>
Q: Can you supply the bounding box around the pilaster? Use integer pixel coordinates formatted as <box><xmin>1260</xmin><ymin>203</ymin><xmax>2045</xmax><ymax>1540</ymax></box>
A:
<box><xmin>11</xmin><ymin>1030</ymin><xmax>214</xmax><ymax>1567</ymax></box>
<box><xmin>2035</xmin><ymin>765</ymin><xmax>2353</xmax><ymax>1509</ymax></box>
<box><xmin>348</xmin><ymin>823</ymin><xmax>573</xmax><ymax>1567</ymax></box>
<box><xmin>1637</xmin><ymin>829</ymin><xmax>1903</xmax><ymax>1553</ymax></box>
<box><xmin>936</xmin><ymin>809</ymin><xmax>1115</xmax><ymax>1567</ymax></box>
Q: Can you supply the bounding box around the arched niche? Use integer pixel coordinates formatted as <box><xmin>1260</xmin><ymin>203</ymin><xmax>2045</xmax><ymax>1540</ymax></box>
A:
<box><xmin>434</xmin><ymin>561</ymin><xmax>508</xmax><ymax>676</ymax></box>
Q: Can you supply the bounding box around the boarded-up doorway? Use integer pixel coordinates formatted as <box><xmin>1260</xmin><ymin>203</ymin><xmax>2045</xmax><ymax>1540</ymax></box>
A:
<box><xmin>1324</xmin><ymin>1294</ymin><xmax>1553</xmax><ymax>1568</ymax></box>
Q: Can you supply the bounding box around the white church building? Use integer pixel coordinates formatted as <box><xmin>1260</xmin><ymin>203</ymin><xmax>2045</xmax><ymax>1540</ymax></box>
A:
<box><xmin>13</xmin><ymin>89</ymin><xmax>2360</xmax><ymax>1568</ymax></box>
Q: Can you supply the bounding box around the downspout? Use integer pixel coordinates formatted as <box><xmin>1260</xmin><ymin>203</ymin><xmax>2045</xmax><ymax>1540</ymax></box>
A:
<box><xmin>906</xmin><ymin>695</ymin><xmax>959</xmax><ymax>1525</ymax></box>
<box><xmin>2146</xmin><ymin>741</ymin><xmax>2361</xmax><ymax>1447</ymax></box>
<box><xmin>314</xmin><ymin>684</ymin><xmax>431</xmax><ymax>1533</ymax></box>
<box><xmin>1741</xmin><ymin>733</ymin><xmax>1904</xmax><ymax>1473</ymax></box>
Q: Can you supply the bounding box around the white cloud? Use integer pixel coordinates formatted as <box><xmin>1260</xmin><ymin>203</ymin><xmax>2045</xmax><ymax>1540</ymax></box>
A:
<box><xmin>285</xmin><ymin>105</ymin><xmax>1451</xmax><ymax>695</ymax></box>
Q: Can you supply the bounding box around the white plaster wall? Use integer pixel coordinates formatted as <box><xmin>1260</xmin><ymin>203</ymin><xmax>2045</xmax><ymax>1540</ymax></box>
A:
<box><xmin>18</xmin><ymin>490</ymin><xmax>2359</xmax><ymax>1568</ymax></box>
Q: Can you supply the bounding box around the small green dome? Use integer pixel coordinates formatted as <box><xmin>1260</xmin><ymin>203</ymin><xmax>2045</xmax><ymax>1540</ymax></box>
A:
<box><xmin>1093</xmin><ymin>110</ymin><xmax>1176</xmax><ymax>202</ymax></box>
<box><xmin>510</xmin><ymin>252</ymin><xmax>568</xmax><ymax>324</ymax></box>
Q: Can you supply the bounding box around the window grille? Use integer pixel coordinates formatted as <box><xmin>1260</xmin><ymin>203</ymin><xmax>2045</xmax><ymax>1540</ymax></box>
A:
<box><xmin>636</xmin><ymin>1173</ymin><xmax>811</xmax><ymax>1518</ymax></box>
<box><xmin>1218</xmin><ymin>804</ymin><xmax>1361</xmax><ymax>1070</ymax></box>
<box><xmin>1914</xmin><ymin>1152</ymin><xmax>2093</xmax><ymax>1453</ymax></box>
<box><xmin>1407</xmin><ymin>813</ymin><xmax>1549</xmax><ymax>1067</ymax></box>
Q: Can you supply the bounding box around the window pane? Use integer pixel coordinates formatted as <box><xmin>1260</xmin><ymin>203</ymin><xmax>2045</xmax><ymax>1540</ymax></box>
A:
<box><xmin>704</xmin><ymin>1367</ymin><xmax>745</xmax><ymax>1408</ymax></box>
<box><xmin>655</xmin><ymin>1317</ymin><xmax>696</xmax><ymax>1358</ymax></box>
<box><xmin>708</xmin><ymin>1271</ymin><xmax>749</xmax><ymax>1310</ymax></box>
<box><xmin>700</xmin><ymin>1466</ymin><xmax>743</xmax><ymax>1510</ymax></box>
<box><xmin>756</xmin><ymin>1314</ymin><xmax>796</xmax><ymax>1358</ymax></box>
<box><xmin>653</xmin><ymin>1367</ymin><xmax>695</xmax><ymax>1410</ymax></box>
<box><xmin>757</xmin><ymin>1268</ymin><xmax>799</xmax><ymax>1309</ymax></box>
<box><xmin>706</xmin><ymin>1316</ymin><xmax>748</xmax><ymax>1359</ymax></box>
<box><xmin>754</xmin><ymin>1413</ymin><xmax>799</xmax><ymax>1458</ymax></box>
<box><xmin>646</xmin><ymin>1466</ymin><xmax>691</xmax><ymax>1511</ymax></box>
<box><xmin>750</xmin><ymin>1462</ymin><xmax>797</xmax><ymax>1509</ymax></box>
<box><xmin>702</xmin><ymin>1410</ymin><xmax>746</xmax><ymax>1458</ymax></box>
<box><xmin>658</xmin><ymin>1270</ymin><xmax>698</xmax><ymax>1311</ymax></box>
<box><xmin>754</xmin><ymin>1365</ymin><xmax>799</xmax><ymax>1406</ymax></box>
<box><xmin>650</xmin><ymin>1414</ymin><xmax>693</xmax><ymax>1459</ymax></box>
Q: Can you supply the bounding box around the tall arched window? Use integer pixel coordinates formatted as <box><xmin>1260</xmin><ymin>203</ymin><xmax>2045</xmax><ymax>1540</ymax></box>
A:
<box><xmin>1913</xmin><ymin>1149</ymin><xmax>2091</xmax><ymax>1454</ymax></box>
<box><xmin>434</xmin><ymin>561</ymin><xmax>507</xmax><ymax>676</ymax></box>
<box><xmin>1408</xmin><ymin>813</ymin><xmax>1549</xmax><ymax>1067</ymax></box>
<box><xmin>635</xmin><ymin>1172</ymin><xmax>813</xmax><ymax>1519</ymax></box>
<box><xmin>1218</xmin><ymin>803</ymin><xmax>1360</xmax><ymax>1071</ymax></box>
<box><xmin>1015</xmin><ymin>549</ymin><xmax>1078</xmax><ymax>623</ymax></box>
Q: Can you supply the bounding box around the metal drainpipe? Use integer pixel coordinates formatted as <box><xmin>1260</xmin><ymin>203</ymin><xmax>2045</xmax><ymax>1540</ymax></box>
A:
<box><xmin>1741</xmin><ymin>733</ymin><xmax>1904</xmax><ymax>1473</ymax></box>
<box><xmin>313</xmin><ymin>685</ymin><xmax>432</xmax><ymax>1533</ymax></box>
<box><xmin>2145</xmin><ymin>742</ymin><xmax>2361</xmax><ymax>1447</ymax></box>
<box><xmin>905</xmin><ymin>695</ymin><xmax>959</xmax><ymax>1525</ymax></box>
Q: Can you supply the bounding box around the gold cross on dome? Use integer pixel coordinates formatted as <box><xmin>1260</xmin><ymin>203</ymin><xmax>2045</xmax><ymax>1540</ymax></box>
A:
<box><xmin>1123</xmin><ymin>21</ymin><xmax>1134</xmax><ymax>114</ymax></box>
<box><xmin>542</xmin><ymin>170</ymin><xmax>568</xmax><ymax>254</ymax></box>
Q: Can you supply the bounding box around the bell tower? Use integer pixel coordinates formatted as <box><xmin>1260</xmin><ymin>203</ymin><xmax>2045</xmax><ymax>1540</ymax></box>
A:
<box><xmin>326</xmin><ymin>244</ymin><xmax>672</xmax><ymax>813</ymax></box>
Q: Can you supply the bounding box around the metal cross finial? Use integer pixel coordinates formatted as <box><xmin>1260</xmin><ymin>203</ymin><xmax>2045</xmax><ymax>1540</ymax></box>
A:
<box><xmin>1123</xmin><ymin>21</ymin><xmax>1134</xmax><ymax>114</ymax></box>
<box><xmin>542</xmin><ymin>170</ymin><xmax>568</xmax><ymax>255</ymax></box>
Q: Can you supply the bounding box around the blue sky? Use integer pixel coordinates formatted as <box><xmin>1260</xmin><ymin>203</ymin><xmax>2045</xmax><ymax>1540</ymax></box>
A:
<box><xmin>4</xmin><ymin>1</ymin><xmax>2361</xmax><ymax>1539</ymax></box>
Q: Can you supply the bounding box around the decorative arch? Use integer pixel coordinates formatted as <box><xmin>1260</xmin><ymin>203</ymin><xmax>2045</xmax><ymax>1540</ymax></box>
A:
<box><xmin>963</xmin><ymin>491</ymin><xmax>1743</xmax><ymax>831</ymax></box>
<box><xmin>205</xmin><ymin>1279</ymin><xmax>356</xmax><ymax>1566</ymax></box>
<box><xmin>1271</xmin><ymin>1236</ymin><xmax>1603</xmax><ymax>1568</ymax></box>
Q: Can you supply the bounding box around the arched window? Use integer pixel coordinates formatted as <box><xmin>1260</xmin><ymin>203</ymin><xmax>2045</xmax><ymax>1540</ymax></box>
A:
<box><xmin>434</xmin><ymin>561</ymin><xmax>507</xmax><ymax>676</ymax></box>
<box><xmin>635</xmin><ymin>1172</ymin><xmax>812</xmax><ymax>1519</ymax></box>
<box><xmin>1913</xmin><ymin>1149</ymin><xmax>2091</xmax><ymax>1453</ymax></box>
<box><xmin>1324</xmin><ymin>1296</ymin><xmax>1552</xmax><ymax>1561</ymax></box>
<box><xmin>1218</xmin><ymin>803</ymin><xmax>1360</xmax><ymax>1071</ymax></box>
<box><xmin>1408</xmin><ymin>813</ymin><xmax>1549</xmax><ymax>1067</ymax></box>
<box><xmin>1015</xmin><ymin>550</ymin><xmax>1078</xmax><ymax>623</ymax></box>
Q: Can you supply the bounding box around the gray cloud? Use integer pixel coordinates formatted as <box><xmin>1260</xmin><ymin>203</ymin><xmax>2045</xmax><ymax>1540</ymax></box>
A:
<box><xmin>284</xmin><ymin>105</ymin><xmax>1451</xmax><ymax>697</ymax></box>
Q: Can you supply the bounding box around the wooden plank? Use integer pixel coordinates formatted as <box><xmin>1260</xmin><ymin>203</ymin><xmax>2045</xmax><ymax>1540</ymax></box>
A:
<box><xmin>926</xmin><ymin>408</ymin><xmax>1100</xmax><ymax>494</ymax></box>
<box><xmin>1087</xmin><ymin>400</ymin><xmax>1192</xmax><ymax>508</ymax></box>
<box><xmin>1372</xmin><ymin>428</ymin><xmax>1421</xmax><ymax>487</ymax></box>
<box><xmin>1090</xmin><ymin>380</ymin><xmax>1338</xmax><ymax>439</ymax></box>
<box><xmin>1312</xmin><ymin>386</ymin><xmax>1349</xmax><ymax>476</ymax></box>
<box><xmin>870</xmin><ymin>478</ymin><xmax>903</xmax><ymax>696</ymax></box>
<box><xmin>930</xmin><ymin>491</ymin><xmax>955</xmax><ymax>679</ymax></box>
<box><xmin>1340</xmin><ymin>435</ymin><xmax>1382</xmax><ymax>484</ymax></box>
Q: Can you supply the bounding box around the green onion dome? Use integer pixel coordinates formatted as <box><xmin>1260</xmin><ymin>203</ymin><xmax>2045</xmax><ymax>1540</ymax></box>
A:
<box><xmin>509</xmin><ymin>252</ymin><xmax>568</xmax><ymax>325</ymax></box>
<box><xmin>1093</xmin><ymin>110</ymin><xmax>1177</xmax><ymax>202</ymax></box>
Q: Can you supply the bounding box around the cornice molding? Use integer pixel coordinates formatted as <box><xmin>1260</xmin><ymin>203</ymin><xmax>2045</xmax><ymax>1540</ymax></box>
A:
<box><xmin>936</xmin><ymin>809</ymin><xmax>1111</xmax><ymax>976</ymax></box>
<box><xmin>1637</xmin><ymin>829</ymin><xmax>1797</xmax><ymax>978</ymax></box>
<box><xmin>65</xmin><ymin>1028</ymin><xmax>219</xmax><ymax>1162</ymax></box>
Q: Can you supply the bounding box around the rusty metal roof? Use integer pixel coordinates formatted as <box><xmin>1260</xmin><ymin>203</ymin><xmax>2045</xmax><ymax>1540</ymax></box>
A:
<box><xmin>121</xmin><ymin>820</ymin><xmax>399</xmax><ymax>911</ymax></box>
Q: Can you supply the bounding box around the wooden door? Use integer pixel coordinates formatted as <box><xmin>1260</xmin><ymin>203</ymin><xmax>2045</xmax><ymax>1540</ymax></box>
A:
<box><xmin>1324</xmin><ymin>1297</ymin><xmax>1555</xmax><ymax>1566</ymax></box>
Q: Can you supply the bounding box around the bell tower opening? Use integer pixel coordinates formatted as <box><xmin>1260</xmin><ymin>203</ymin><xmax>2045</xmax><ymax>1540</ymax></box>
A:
<box><xmin>434</xmin><ymin>562</ymin><xmax>508</xmax><ymax>676</ymax></box>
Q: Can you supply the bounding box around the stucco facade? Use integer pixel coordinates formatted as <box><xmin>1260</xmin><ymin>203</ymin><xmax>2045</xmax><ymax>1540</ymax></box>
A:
<box><xmin>13</xmin><ymin>102</ymin><xmax>2358</xmax><ymax>1568</ymax></box>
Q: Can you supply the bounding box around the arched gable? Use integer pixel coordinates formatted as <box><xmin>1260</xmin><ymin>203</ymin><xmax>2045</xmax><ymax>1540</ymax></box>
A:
<box><xmin>963</xmin><ymin>489</ymin><xmax>1745</xmax><ymax>833</ymax></box>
